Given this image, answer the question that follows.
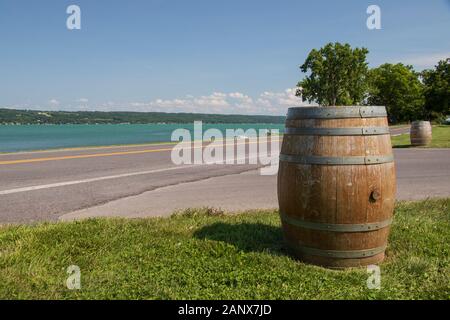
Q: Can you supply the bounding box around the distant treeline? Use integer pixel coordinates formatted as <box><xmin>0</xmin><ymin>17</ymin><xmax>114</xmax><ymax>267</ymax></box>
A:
<box><xmin>0</xmin><ymin>108</ymin><xmax>286</xmax><ymax>125</ymax></box>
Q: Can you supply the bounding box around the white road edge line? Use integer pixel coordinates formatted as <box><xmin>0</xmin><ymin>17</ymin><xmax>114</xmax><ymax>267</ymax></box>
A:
<box><xmin>0</xmin><ymin>154</ymin><xmax>274</xmax><ymax>195</ymax></box>
<box><xmin>0</xmin><ymin>165</ymin><xmax>197</xmax><ymax>196</ymax></box>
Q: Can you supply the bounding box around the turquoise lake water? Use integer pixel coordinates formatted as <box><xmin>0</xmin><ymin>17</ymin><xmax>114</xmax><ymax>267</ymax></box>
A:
<box><xmin>0</xmin><ymin>123</ymin><xmax>285</xmax><ymax>153</ymax></box>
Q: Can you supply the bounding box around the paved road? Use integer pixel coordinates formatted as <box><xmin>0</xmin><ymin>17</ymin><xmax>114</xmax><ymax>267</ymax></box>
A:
<box><xmin>0</xmin><ymin>139</ymin><xmax>268</xmax><ymax>223</ymax></box>
<box><xmin>0</xmin><ymin>131</ymin><xmax>448</xmax><ymax>224</ymax></box>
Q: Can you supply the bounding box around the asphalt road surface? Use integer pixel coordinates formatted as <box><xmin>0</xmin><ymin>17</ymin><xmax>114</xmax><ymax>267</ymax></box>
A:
<box><xmin>1</xmin><ymin>129</ymin><xmax>449</xmax><ymax>224</ymax></box>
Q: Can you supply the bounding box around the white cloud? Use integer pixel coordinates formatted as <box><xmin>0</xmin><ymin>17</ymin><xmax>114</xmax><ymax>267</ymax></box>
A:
<box><xmin>193</xmin><ymin>92</ymin><xmax>230</xmax><ymax>108</ymax></box>
<box><xmin>229</xmin><ymin>92</ymin><xmax>245</xmax><ymax>99</ymax></box>
<box><xmin>49</xmin><ymin>99</ymin><xmax>60</xmax><ymax>106</ymax></box>
<box><xmin>31</xmin><ymin>88</ymin><xmax>310</xmax><ymax>115</ymax></box>
<box><xmin>122</xmin><ymin>88</ymin><xmax>307</xmax><ymax>115</ymax></box>
<box><xmin>392</xmin><ymin>53</ymin><xmax>449</xmax><ymax>70</ymax></box>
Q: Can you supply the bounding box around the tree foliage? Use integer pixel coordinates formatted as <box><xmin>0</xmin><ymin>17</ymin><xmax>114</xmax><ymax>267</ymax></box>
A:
<box><xmin>297</xmin><ymin>42</ymin><xmax>369</xmax><ymax>106</ymax></box>
<box><xmin>367</xmin><ymin>63</ymin><xmax>425</xmax><ymax>123</ymax></box>
<box><xmin>422</xmin><ymin>58</ymin><xmax>450</xmax><ymax>118</ymax></box>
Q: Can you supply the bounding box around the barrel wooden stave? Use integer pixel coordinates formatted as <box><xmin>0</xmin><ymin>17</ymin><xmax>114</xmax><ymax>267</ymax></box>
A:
<box><xmin>278</xmin><ymin>109</ymin><xmax>396</xmax><ymax>268</ymax></box>
<box><xmin>287</xmin><ymin>249</ymin><xmax>386</xmax><ymax>269</ymax></box>
<box><xmin>282</xmin><ymin>224</ymin><xmax>391</xmax><ymax>250</ymax></box>
<box><xmin>283</xmin><ymin>226</ymin><xmax>389</xmax><ymax>268</ymax></box>
<box><xmin>410</xmin><ymin>121</ymin><xmax>432</xmax><ymax>146</ymax></box>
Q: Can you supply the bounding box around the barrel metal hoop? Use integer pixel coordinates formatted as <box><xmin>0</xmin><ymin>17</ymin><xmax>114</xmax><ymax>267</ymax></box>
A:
<box><xmin>280</xmin><ymin>212</ymin><xmax>393</xmax><ymax>232</ymax></box>
<box><xmin>287</xmin><ymin>106</ymin><xmax>387</xmax><ymax>119</ymax></box>
<box><xmin>289</xmin><ymin>244</ymin><xmax>387</xmax><ymax>259</ymax></box>
<box><xmin>279</xmin><ymin>154</ymin><xmax>394</xmax><ymax>165</ymax></box>
<box><xmin>284</xmin><ymin>126</ymin><xmax>390</xmax><ymax>136</ymax></box>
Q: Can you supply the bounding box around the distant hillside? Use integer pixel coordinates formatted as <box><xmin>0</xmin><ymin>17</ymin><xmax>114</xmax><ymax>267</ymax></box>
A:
<box><xmin>0</xmin><ymin>108</ymin><xmax>285</xmax><ymax>125</ymax></box>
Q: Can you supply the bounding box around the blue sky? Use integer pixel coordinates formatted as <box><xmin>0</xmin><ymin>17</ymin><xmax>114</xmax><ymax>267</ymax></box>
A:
<box><xmin>0</xmin><ymin>0</ymin><xmax>449</xmax><ymax>115</ymax></box>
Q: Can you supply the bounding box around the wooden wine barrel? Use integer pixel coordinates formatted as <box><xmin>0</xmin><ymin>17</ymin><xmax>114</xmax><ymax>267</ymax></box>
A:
<box><xmin>277</xmin><ymin>106</ymin><xmax>396</xmax><ymax>268</ymax></box>
<box><xmin>410</xmin><ymin>121</ymin><xmax>432</xmax><ymax>146</ymax></box>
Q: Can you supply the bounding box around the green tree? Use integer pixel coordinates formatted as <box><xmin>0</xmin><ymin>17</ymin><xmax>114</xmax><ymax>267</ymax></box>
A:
<box><xmin>296</xmin><ymin>42</ymin><xmax>369</xmax><ymax>106</ymax></box>
<box><xmin>367</xmin><ymin>63</ymin><xmax>424</xmax><ymax>123</ymax></box>
<box><xmin>422</xmin><ymin>58</ymin><xmax>450</xmax><ymax>119</ymax></box>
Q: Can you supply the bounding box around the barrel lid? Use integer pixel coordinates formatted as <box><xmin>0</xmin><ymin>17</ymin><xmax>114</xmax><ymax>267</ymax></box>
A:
<box><xmin>287</xmin><ymin>106</ymin><xmax>387</xmax><ymax>119</ymax></box>
<box><xmin>411</xmin><ymin>120</ymin><xmax>431</xmax><ymax>125</ymax></box>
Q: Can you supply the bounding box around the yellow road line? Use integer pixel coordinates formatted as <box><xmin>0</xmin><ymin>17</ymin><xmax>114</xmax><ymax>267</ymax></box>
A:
<box><xmin>0</xmin><ymin>141</ymin><xmax>181</xmax><ymax>155</ymax></box>
<box><xmin>0</xmin><ymin>147</ymin><xmax>175</xmax><ymax>165</ymax></box>
<box><xmin>0</xmin><ymin>138</ymin><xmax>281</xmax><ymax>166</ymax></box>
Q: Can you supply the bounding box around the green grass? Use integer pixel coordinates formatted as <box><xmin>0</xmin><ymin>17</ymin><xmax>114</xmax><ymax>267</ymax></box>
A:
<box><xmin>392</xmin><ymin>125</ymin><xmax>450</xmax><ymax>148</ymax></box>
<box><xmin>0</xmin><ymin>200</ymin><xmax>449</xmax><ymax>300</ymax></box>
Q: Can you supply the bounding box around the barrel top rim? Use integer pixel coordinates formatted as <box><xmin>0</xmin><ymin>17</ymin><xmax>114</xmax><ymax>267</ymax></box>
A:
<box><xmin>286</xmin><ymin>106</ymin><xmax>387</xmax><ymax>119</ymax></box>
<box><xmin>411</xmin><ymin>120</ymin><xmax>431</xmax><ymax>124</ymax></box>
